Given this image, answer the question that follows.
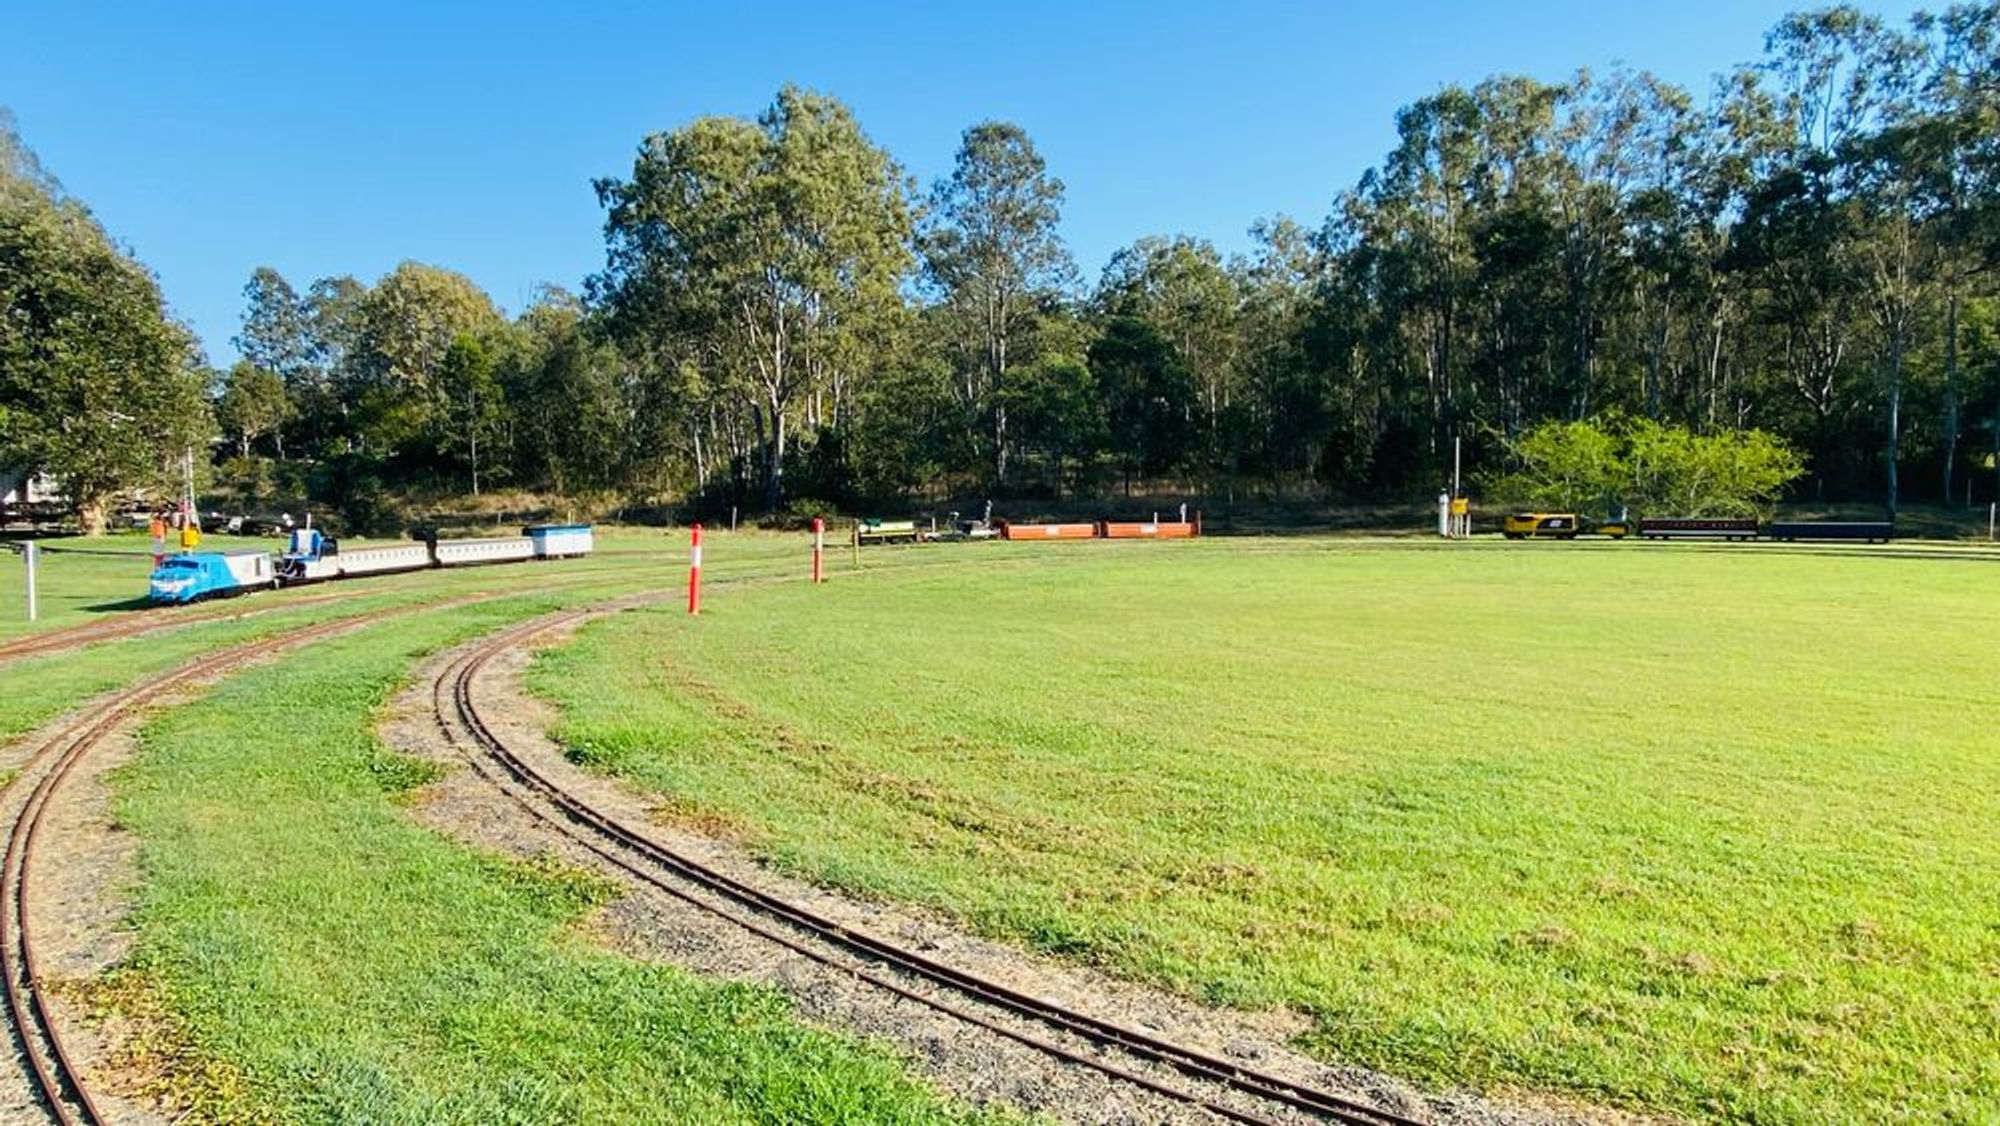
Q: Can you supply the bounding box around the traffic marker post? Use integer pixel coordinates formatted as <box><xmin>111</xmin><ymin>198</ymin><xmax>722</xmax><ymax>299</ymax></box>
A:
<box><xmin>23</xmin><ymin>543</ymin><xmax>38</xmax><ymax>622</ymax></box>
<box><xmin>687</xmin><ymin>523</ymin><xmax>703</xmax><ymax>615</ymax></box>
<box><xmin>811</xmin><ymin>517</ymin><xmax>825</xmax><ymax>584</ymax></box>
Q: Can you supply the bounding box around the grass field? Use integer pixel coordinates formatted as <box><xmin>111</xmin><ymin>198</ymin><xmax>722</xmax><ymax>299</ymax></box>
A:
<box><xmin>111</xmin><ymin>593</ymin><xmax>991</xmax><ymax>1123</ymax></box>
<box><xmin>529</xmin><ymin>539</ymin><xmax>2000</xmax><ymax>1123</ymax></box>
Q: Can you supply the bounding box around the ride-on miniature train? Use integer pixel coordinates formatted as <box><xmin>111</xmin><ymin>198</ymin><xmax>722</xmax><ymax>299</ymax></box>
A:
<box><xmin>852</xmin><ymin>512</ymin><xmax>1202</xmax><ymax>544</ymax></box>
<box><xmin>1498</xmin><ymin>512</ymin><xmax>1893</xmax><ymax>544</ymax></box>
<box><xmin>147</xmin><ymin>523</ymin><xmax>594</xmax><ymax>604</ymax></box>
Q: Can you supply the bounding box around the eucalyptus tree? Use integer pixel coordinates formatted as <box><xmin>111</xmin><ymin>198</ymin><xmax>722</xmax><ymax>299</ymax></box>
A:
<box><xmin>216</xmin><ymin>361</ymin><xmax>292</xmax><ymax>459</ymax></box>
<box><xmin>1235</xmin><ymin>216</ymin><xmax>1323</xmax><ymax>492</ymax></box>
<box><xmin>234</xmin><ymin>268</ymin><xmax>319</xmax><ymax>456</ymax></box>
<box><xmin>920</xmin><ymin>121</ymin><xmax>1075</xmax><ymax>485</ymax></box>
<box><xmin>495</xmin><ymin>290</ymin><xmax>626</xmax><ymax>495</ymax></box>
<box><xmin>1359</xmin><ymin>86</ymin><xmax>1483</xmax><ymax>456</ymax></box>
<box><xmin>596</xmin><ymin>86</ymin><xmax>913</xmax><ymax>505</ymax></box>
<box><xmin>1096</xmin><ymin>235</ymin><xmax>1242</xmax><ymax>479</ymax></box>
<box><xmin>1915</xmin><ymin>2</ymin><xmax>2000</xmax><ymax>503</ymax></box>
<box><xmin>348</xmin><ymin>261</ymin><xmax>502</xmax><ymax>460</ymax></box>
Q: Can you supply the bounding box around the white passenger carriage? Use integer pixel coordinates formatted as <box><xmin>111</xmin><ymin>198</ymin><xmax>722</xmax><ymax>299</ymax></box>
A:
<box><xmin>432</xmin><ymin>536</ymin><xmax>537</xmax><ymax>566</ymax></box>
<box><xmin>277</xmin><ymin>527</ymin><xmax>435</xmax><ymax>583</ymax></box>
<box><xmin>526</xmin><ymin>523</ymin><xmax>594</xmax><ymax>558</ymax></box>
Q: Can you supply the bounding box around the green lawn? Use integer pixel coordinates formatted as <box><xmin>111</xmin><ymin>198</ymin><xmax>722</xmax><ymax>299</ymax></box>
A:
<box><xmin>113</xmin><ymin>593</ymin><xmax>991</xmax><ymax>1124</ymax></box>
<box><xmin>528</xmin><ymin>539</ymin><xmax>2000</xmax><ymax>1123</ymax></box>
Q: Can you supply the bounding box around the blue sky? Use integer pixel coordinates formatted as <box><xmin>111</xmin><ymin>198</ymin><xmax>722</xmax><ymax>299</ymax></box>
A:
<box><xmin>6</xmin><ymin>1</ymin><xmax>1924</xmax><ymax>364</ymax></box>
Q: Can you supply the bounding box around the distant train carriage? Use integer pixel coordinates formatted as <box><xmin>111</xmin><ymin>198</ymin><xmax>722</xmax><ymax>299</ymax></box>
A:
<box><xmin>1638</xmin><ymin>517</ymin><xmax>1759</xmax><ymax>541</ymax></box>
<box><xmin>278</xmin><ymin>527</ymin><xmax>433</xmax><ymax>583</ymax></box>
<box><xmin>1100</xmin><ymin>521</ymin><xmax>1196</xmax><ymax>539</ymax></box>
<box><xmin>525</xmin><ymin>523</ymin><xmax>594</xmax><ymax>557</ymax></box>
<box><xmin>856</xmin><ymin>519</ymin><xmax>924</xmax><ymax>545</ymax></box>
<box><xmin>997</xmin><ymin>521</ymin><xmax>1098</xmax><ymax>541</ymax></box>
<box><xmin>1502</xmin><ymin>513</ymin><xmax>1580</xmax><ymax>540</ymax></box>
<box><xmin>431</xmin><ymin>536</ymin><xmax>537</xmax><ymax>567</ymax></box>
<box><xmin>1768</xmin><ymin>520</ymin><xmax>1893</xmax><ymax>543</ymax></box>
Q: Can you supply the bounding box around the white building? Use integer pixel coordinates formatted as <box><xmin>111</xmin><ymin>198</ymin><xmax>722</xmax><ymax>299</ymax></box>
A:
<box><xmin>0</xmin><ymin>468</ymin><xmax>64</xmax><ymax>506</ymax></box>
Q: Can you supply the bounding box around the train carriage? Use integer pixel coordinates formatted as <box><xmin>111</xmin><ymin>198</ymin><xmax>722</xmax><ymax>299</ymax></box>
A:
<box><xmin>525</xmin><ymin>523</ymin><xmax>594</xmax><ymax>557</ymax></box>
<box><xmin>432</xmin><ymin>536</ymin><xmax>537</xmax><ymax>567</ymax></box>
<box><xmin>1638</xmin><ymin>517</ymin><xmax>1760</xmax><ymax>541</ymax></box>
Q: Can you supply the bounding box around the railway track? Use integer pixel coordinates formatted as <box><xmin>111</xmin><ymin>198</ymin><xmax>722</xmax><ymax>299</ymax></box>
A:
<box><xmin>0</xmin><ymin>603</ymin><xmax>437</xmax><ymax>1124</ymax></box>
<box><xmin>436</xmin><ymin>608</ymin><xmax>1429</xmax><ymax>1126</ymax></box>
<box><xmin>0</xmin><ymin>590</ymin><xmax>360</xmax><ymax>665</ymax></box>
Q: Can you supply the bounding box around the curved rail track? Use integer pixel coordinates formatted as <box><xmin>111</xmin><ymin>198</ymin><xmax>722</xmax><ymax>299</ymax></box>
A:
<box><xmin>0</xmin><ymin>603</ymin><xmax>436</xmax><ymax>1123</ymax></box>
<box><xmin>436</xmin><ymin>608</ymin><xmax>1429</xmax><ymax>1126</ymax></box>
<box><xmin>0</xmin><ymin>590</ymin><xmax>358</xmax><ymax>665</ymax></box>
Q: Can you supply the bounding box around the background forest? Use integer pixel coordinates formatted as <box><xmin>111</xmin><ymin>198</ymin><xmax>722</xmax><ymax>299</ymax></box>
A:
<box><xmin>7</xmin><ymin>4</ymin><xmax>2000</xmax><ymax>532</ymax></box>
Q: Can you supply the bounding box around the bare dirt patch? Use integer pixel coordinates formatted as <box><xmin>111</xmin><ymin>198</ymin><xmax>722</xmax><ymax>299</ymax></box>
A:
<box><xmin>8</xmin><ymin>718</ymin><xmax>176</xmax><ymax>1125</ymax></box>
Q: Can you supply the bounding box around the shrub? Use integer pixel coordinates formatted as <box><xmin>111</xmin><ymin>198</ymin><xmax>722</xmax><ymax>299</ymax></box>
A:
<box><xmin>1486</xmin><ymin>417</ymin><xmax>1804</xmax><ymax>518</ymax></box>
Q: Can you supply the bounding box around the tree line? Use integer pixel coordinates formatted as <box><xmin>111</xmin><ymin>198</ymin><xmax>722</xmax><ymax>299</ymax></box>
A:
<box><xmin>7</xmin><ymin>5</ymin><xmax>2000</xmax><ymax>534</ymax></box>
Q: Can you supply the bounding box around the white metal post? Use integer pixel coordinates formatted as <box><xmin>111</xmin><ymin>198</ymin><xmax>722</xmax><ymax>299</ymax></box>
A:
<box><xmin>23</xmin><ymin>543</ymin><xmax>38</xmax><ymax>622</ymax></box>
<box><xmin>1990</xmin><ymin>501</ymin><xmax>1996</xmax><ymax>542</ymax></box>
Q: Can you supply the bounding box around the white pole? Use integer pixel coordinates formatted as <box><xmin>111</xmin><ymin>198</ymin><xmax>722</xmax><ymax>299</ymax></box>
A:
<box><xmin>1989</xmin><ymin>501</ymin><xmax>1995</xmax><ymax>542</ymax></box>
<box><xmin>183</xmin><ymin>447</ymin><xmax>198</xmax><ymax>531</ymax></box>
<box><xmin>23</xmin><ymin>543</ymin><xmax>38</xmax><ymax>622</ymax></box>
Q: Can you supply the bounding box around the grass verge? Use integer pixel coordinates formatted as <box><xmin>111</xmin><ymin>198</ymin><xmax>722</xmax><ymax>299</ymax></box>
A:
<box><xmin>110</xmin><ymin>593</ymin><xmax>992</xmax><ymax>1123</ymax></box>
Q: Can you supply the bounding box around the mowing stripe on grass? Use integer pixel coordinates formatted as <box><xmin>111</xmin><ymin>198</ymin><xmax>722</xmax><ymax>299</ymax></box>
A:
<box><xmin>529</xmin><ymin>544</ymin><xmax>2000</xmax><ymax>1124</ymax></box>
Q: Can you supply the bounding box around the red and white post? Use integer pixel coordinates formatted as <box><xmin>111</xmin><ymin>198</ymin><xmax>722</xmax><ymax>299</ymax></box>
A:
<box><xmin>687</xmin><ymin>522</ymin><xmax>703</xmax><ymax>616</ymax></box>
<box><xmin>811</xmin><ymin>516</ymin><xmax>826</xmax><ymax>584</ymax></box>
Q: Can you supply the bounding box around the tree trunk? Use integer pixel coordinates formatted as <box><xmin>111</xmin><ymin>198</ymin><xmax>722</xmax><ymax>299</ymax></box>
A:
<box><xmin>993</xmin><ymin>401</ymin><xmax>1008</xmax><ymax>485</ymax></box>
<box><xmin>77</xmin><ymin>494</ymin><xmax>108</xmax><ymax>537</ymax></box>
<box><xmin>765</xmin><ymin>394</ymin><xmax>787</xmax><ymax>509</ymax></box>
<box><xmin>1942</xmin><ymin>282</ymin><xmax>1961</xmax><ymax>507</ymax></box>
<box><xmin>1885</xmin><ymin>340</ymin><xmax>1902</xmax><ymax>521</ymax></box>
<box><xmin>470</xmin><ymin>430</ymin><xmax>481</xmax><ymax>497</ymax></box>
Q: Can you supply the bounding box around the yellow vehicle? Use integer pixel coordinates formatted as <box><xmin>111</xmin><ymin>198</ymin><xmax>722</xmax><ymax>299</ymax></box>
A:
<box><xmin>1502</xmin><ymin>512</ymin><xmax>1579</xmax><ymax>540</ymax></box>
<box><xmin>1597</xmin><ymin>519</ymin><xmax>1633</xmax><ymax>539</ymax></box>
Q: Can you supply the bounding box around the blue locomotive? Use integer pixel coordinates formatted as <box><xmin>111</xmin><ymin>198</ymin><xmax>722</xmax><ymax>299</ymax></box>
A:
<box><xmin>147</xmin><ymin>552</ymin><xmax>278</xmax><ymax>604</ymax></box>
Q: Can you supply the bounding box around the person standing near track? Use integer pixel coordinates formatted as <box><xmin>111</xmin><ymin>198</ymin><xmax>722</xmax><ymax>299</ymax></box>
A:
<box><xmin>149</xmin><ymin>510</ymin><xmax>167</xmax><ymax>565</ymax></box>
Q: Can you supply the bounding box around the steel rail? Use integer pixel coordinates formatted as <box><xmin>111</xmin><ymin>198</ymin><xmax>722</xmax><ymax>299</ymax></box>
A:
<box><xmin>0</xmin><ymin>607</ymin><xmax>420</xmax><ymax>1123</ymax></box>
<box><xmin>442</xmin><ymin>612</ymin><xmax>1427</xmax><ymax>1126</ymax></box>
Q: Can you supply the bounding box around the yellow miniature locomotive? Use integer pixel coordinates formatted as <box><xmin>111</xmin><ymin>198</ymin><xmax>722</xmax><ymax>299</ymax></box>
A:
<box><xmin>1501</xmin><ymin>512</ymin><xmax>1580</xmax><ymax>540</ymax></box>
